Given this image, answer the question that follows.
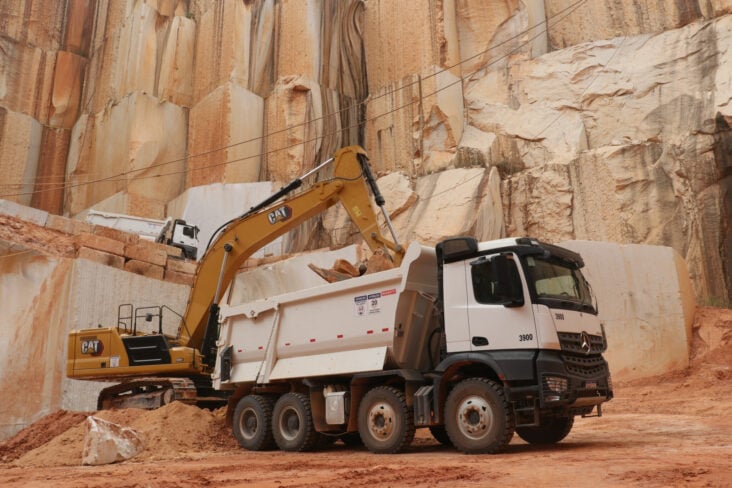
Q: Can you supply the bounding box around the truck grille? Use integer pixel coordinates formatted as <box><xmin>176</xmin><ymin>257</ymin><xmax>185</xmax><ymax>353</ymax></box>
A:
<box><xmin>557</xmin><ymin>331</ymin><xmax>606</xmax><ymax>355</ymax></box>
<box><xmin>561</xmin><ymin>353</ymin><xmax>608</xmax><ymax>378</ymax></box>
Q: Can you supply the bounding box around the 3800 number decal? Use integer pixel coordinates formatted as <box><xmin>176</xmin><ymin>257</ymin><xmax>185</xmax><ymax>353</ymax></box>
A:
<box><xmin>519</xmin><ymin>333</ymin><xmax>534</xmax><ymax>342</ymax></box>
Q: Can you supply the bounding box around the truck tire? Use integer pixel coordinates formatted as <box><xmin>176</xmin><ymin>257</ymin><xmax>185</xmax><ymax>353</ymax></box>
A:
<box><xmin>516</xmin><ymin>416</ymin><xmax>574</xmax><ymax>444</ymax></box>
<box><xmin>272</xmin><ymin>392</ymin><xmax>320</xmax><ymax>452</ymax></box>
<box><xmin>444</xmin><ymin>378</ymin><xmax>515</xmax><ymax>454</ymax></box>
<box><xmin>357</xmin><ymin>386</ymin><xmax>415</xmax><ymax>454</ymax></box>
<box><xmin>233</xmin><ymin>395</ymin><xmax>276</xmax><ymax>451</ymax></box>
<box><xmin>339</xmin><ymin>432</ymin><xmax>363</xmax><ymax>447</ymax></box>
<box><xmin>429</xmin><ymin>425</ymin><xmax>452</xmax><ymax>446</ymax></box>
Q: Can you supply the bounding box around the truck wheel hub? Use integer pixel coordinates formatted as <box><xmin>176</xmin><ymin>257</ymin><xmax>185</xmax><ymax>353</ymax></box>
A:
<box><xmin>367</xmin><ymin>402</ymin><xmax>395</xmax><ymax>438</ymax></box>
<box><xmin>279</xmin><ymin>407</ymin><xmax>301</xmax><ymax>441</ymax></box>
<box><xmin>241</xmin><ymin>408</ymin><xmax>258</xmax><ymax>440</ymax></box>
<box><xmin>457</xmin><ymin>395</ymin><xmax>492</xmax><ymax>438</ymax></box>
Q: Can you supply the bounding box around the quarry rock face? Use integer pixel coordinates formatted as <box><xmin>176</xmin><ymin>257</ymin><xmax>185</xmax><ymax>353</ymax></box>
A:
<box><xmin>1</xmin><ymin>0</ymin><xmax>729</xmax><ymax>302</ymax></box>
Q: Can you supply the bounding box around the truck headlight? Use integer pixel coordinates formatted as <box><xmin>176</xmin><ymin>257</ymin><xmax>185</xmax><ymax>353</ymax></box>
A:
<box><xmin>543</xmin><ymin>375</ymin><xmax>568</xmax><ymax>401</ymax></box>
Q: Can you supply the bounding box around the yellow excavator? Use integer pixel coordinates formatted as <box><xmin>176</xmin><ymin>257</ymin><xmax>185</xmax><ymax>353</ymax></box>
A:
<box><xmin>66</xmin><ymin>146</ymin><xmax>405</xmax><ymax>410</ymax></box>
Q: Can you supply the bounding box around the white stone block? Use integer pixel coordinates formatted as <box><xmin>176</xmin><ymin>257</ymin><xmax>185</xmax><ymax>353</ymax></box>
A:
<box><xmin>561</xmin><ymin>240</ymin><xmax>696</xmax><ymax>380</ymax></box>
<box><xmin>0</xmin><ymin>199</ymin><xmax>49</xmax><ymax>226</ymax></box>
<box><xmin>81</xmin><ymin>416</ymin><xmax>143</xmax><ymax>466</ymax></box>
<box><xmin>166</xmin><ymin>181</ymin><xmax>284</xmax><ymax>260</ymax></box>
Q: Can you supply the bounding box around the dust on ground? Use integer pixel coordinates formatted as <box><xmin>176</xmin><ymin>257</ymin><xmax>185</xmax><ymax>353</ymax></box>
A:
<box><xmin>1</xmin><ymin>307</ymin><xmax>730</xmax><ymax>487</ymax></box>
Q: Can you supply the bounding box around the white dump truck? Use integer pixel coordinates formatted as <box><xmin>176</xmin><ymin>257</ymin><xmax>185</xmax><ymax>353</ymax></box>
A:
<box><xmin>85</xmin><ymin>210</ymin><xmax>199</xmax><ymax>259</ymax></box>
<box><xmin>214</xmin><ymin>236</ymin><xmax>613</xmax><ymax>454</ymax></box>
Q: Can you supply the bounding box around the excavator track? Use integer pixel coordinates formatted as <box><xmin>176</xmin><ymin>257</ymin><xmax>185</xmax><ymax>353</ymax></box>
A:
<box><xmin>97</xmin><ymin>377</ymin><xmax>228</xmax><ymax>410</ymax></box>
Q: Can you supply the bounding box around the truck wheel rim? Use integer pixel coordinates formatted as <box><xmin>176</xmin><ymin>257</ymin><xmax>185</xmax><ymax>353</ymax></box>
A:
<box><xmin>279</xmin><ymin>406</ymin><xmax>301</xmax><ymax>441</ymax></box>
<box><xmin>240</xmin><ymin>408</ymin><xmax>258</xmax><ymax>440</ymax></box>
<box><xmin>367</xmin><ymin>402</ymin><xmax>396</xmax><ymax>439</ymax></box>
<box><xmin>456</xmin><ymin>395</ymin><xmax>493</xmax><ymax>440</ymax></box>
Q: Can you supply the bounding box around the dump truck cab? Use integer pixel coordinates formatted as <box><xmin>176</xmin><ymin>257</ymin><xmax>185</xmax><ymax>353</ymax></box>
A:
<box><xmin>435</xmin><ymin>237</ymin><xmax>612</xmax><ymax>422</ymax></box>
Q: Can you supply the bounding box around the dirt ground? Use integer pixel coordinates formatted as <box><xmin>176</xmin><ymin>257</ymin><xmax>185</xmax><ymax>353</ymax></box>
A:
<box><xmin>1</xmin><ymin>307</ymin><xmax>730</xmax><ymax>487</ymax></box>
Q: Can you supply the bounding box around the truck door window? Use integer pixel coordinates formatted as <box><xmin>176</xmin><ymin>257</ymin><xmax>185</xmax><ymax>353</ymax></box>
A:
<box><xmin>471</xmin><ymin>255</ymin><xmax>524</xmax><ymax>306</ymax></box>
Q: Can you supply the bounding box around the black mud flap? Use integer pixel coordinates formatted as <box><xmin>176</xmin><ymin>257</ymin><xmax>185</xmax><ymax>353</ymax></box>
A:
<box><xmin>220</xmin><ymin>345</ymin><xmax>233</xmax><ymax>382</ymax></box>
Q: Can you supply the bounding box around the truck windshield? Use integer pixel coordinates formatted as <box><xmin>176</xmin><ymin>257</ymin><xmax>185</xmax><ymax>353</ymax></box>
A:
<box><xmin>522</xmin><ymin>256</ymin><xmax>596</xmax><ymax>314</ymax></box>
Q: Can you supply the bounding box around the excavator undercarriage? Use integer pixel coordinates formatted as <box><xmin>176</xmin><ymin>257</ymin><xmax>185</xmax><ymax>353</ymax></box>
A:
<box><xmin>97</xmin><ymin>376</ymin><xmax>228</xmax><ymax>410</ymax></box>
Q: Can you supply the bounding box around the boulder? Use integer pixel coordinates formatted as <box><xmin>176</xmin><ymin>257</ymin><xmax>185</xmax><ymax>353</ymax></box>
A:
<box><xmin>81</xmin><ymin>416</ymin><xmax>143</xmax><ymax>466</ymax></box>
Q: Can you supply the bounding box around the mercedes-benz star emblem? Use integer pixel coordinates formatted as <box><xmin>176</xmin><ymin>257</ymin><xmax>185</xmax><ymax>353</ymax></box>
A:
<box><xmin>580</xmin><ymin>331</ymin><xmax>592</xmax><ymax>355</ymax></box>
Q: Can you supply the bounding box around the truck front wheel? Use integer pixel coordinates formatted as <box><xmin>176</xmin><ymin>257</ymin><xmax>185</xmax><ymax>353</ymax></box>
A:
<box><xmin>272</xmin><ymin>392</ymin><xmax>320</xmax><ymax>452</ymax></box>
<box><xmin>358</xmin><ymin>386</ymin><xmax>415</xmax><ymax>454</ymax></box>
<box><xmin>444</xmin><ymin>378</ymin><xmax>515</xmax><ymax>454</ymax></box>
<box><xmin>232</xmin><ymin>395</ymin><xmax>276</xmax><ymax>451</ymax></box>
<box><xmin>516</xmin><ymin>415</ymin><xmax>574</xmax><ymax>444</ymax></box>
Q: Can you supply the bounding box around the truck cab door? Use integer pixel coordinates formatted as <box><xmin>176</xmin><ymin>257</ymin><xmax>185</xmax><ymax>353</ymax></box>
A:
<box><xmin>465</xmin><ymin>253</ymin><xmax>537</xmax><ymax>351</ymax></box>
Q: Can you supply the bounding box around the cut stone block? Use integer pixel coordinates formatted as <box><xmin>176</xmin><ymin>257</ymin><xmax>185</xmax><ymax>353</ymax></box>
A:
<box><xmin>0</xmin><ymin>199</ymin><xmax>49</xmax><ymax>226</ymax></box>
<box><xmin>77</xmin><ymin>247</ymin><xmax>125</xmax><ymax>269</ymax></box>
<box><xmin>124</xmin><ymin>242</ymin><xmax>168</xmax><ymax>266</ymax></box>
<box><xmin>164</xmin><ymin>269</ymin><xmax>194</xmax><ymax>286</ymax></box>
<box><xmin>561</xmin><ymin>240</ymin><xmax>696</xmax><ymax>381</ymax></box>
<box><xmin>46</xmin><ymin>214</ymin><xmax>93</xmax><ymax>235</ymax></box>
<box><xmin>124</xmin><ymin>259</ymin><xmax>165</xmax><ymax>280</ymax></box>
<box><xmin>93</xmin><ymin>225</ymin><xmax>140</xmax><ymax>245</ymax></box>
<box><xmin>166</xmin><ymin>258</ymin><xmax>198</xmax><ymax>275</ymax></box>
<box><xmin>76</xmin><ymin>233</ymin><xmax>125</xmax><ymax>256</ymax></box>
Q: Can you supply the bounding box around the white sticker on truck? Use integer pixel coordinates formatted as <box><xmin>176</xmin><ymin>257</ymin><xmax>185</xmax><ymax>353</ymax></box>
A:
<box><xmin>355</xmin><ymin>295</ymin><xmax>367</xmax><ymax>316</ymax></box>
<box><xmin>368</xmin><ymin>293</ymin><xmax>381</xmax><ymax>314</ymax></box>
<box><xmin>354</xmin><ymin>289</ymin><xmax>395</xmax><ymax>316</ymax></box>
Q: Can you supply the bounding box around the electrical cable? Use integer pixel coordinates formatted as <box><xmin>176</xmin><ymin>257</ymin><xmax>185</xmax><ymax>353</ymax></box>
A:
<box><xmin>0</xmin><ymin>0</ymin><xmax>588</xmax><ymax>202</ymax></box>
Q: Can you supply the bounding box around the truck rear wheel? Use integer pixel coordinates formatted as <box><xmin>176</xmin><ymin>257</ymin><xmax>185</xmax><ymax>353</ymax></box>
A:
<box><xmin>429</xmin><ymin>425</ymin><xmax>452</xmax><ymax>446</ymax></box>
<box><xmin>233</xmin><ymin>395</ymin><xmax>276</xmax><ymax>451</ymax></box>
<box><xmin>444</xmin><ymin>378</ymin><xmax>515</xmax><ymax>454</ymax></box>
<box><xmin>516</xmin><ymin>415</ymin><xmax>574</xmax><ymax>444</ymax></box>
<box><xmin>272</xmin><ymin>392</ymin><xmax>320</xmax><ymax>452</ymax></box>
<box><xmin>357</xmin><ymin>386</ymin><xmax>415</xmax><ymax>454</ymax></box>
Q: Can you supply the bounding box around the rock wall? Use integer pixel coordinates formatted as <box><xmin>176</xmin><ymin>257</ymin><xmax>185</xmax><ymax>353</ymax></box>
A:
<box><xmin>3</xmin><ymin>0</ymin><xmax>726</xmax><ymax>304</ymax></box>
<box><xmin>0</xmin><ymin>200</ymin><xmax>195</xmax><ymax>438</ymax></box>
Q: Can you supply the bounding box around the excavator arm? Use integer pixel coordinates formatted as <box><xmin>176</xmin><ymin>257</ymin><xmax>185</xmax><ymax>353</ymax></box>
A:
<box><xmin>66</xmin><ymin>146</ymin><xmax>402</xmax><ymax>408</ymax></box>
<box><xmin>180</xmin><ymin>146</ymin><xmax>404</xmax><ymax>363</ymax></box>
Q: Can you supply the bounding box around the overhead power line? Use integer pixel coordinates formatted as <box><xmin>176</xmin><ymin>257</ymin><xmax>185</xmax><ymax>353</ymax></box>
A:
<box><xmin>0</xmin><ymin>0</ymin><xmax>588</xmax><ymax>199</ymax></box>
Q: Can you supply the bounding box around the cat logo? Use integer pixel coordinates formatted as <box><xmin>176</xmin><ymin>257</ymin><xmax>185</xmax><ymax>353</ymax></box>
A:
<box><xmin>268</xmin><ymin>205</ymin><xmax>293</xmax><ymax>225</ymax></box>
<box><xmin>81</xmin><ymin>339</ymin><xmax>104</xmax><ymax>356</ymax></box>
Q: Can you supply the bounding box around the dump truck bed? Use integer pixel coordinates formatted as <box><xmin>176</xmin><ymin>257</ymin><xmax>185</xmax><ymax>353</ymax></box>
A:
<box><xmin>214</xmin><ymin>242</ymin><xmax>439</xmax><ymax>387</ymax></box>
